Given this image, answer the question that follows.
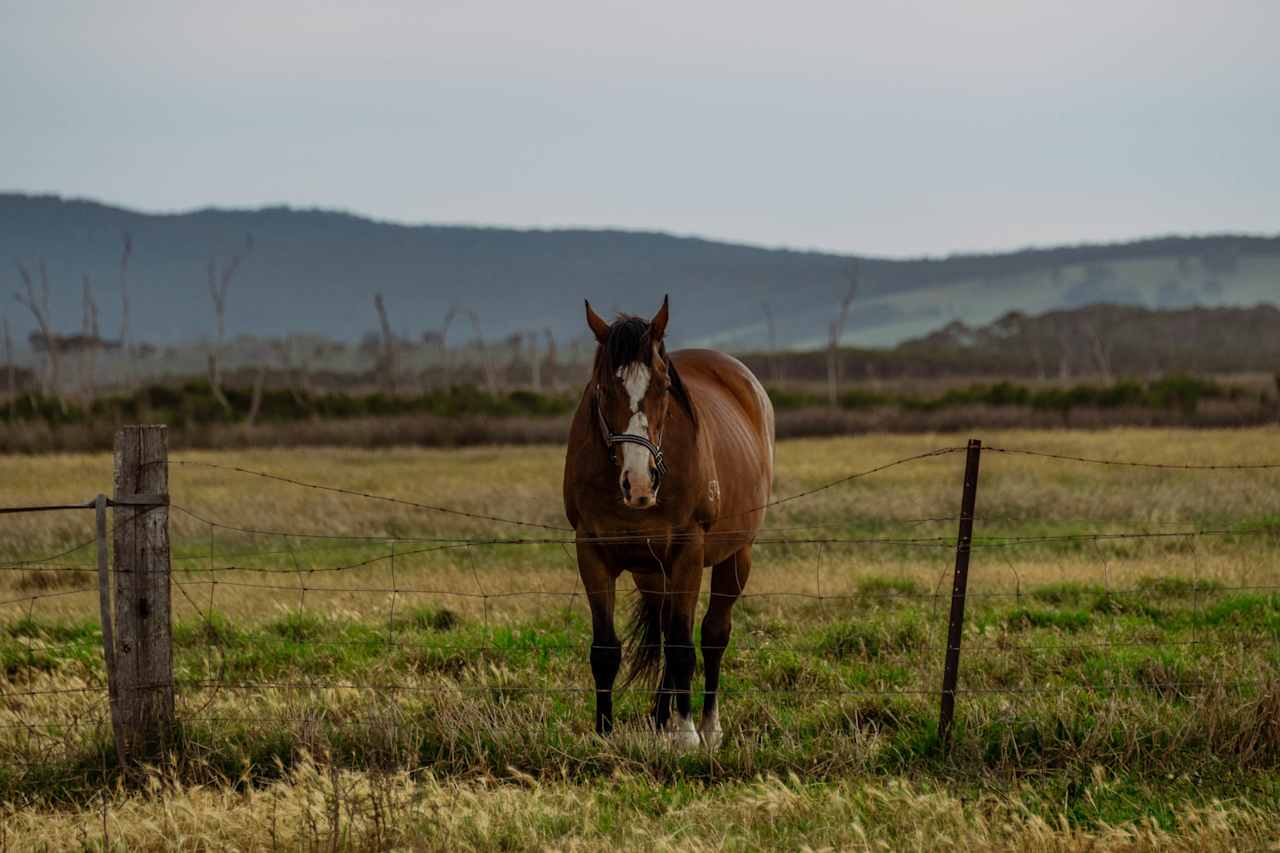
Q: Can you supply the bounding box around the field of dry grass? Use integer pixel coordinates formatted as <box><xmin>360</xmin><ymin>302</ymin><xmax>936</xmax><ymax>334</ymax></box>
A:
<box><xmin>3</xmin><ymin>428</ymin><xmax>1280</xmax><ymax>849</ymax></box>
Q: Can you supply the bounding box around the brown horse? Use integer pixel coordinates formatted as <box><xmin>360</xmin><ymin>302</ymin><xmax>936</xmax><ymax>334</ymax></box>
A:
<box><xmin>563</xmin><ymin>296</ymin><xmax>775</xmax><ymax>747</ymax></box>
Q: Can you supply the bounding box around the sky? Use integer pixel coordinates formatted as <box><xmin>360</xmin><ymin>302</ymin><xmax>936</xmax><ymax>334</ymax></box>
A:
<box><xmin>2</xmin><ymin>0</ymin><xmax>1277</xmax><ymax>257</ymax></box>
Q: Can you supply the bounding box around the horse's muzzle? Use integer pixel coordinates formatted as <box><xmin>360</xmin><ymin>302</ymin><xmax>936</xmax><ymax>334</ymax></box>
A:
<box><xmin>621</xmin><ymin>466</ymin><xmax>659</xmax><ymax>509</ymax></box>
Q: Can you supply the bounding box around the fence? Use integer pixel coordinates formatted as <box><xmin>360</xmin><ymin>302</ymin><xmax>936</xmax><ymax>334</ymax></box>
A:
<box><xmin>3</xmin><ymin>424</ymin><xmax>1280</xmax><ymax>778</ymax></box>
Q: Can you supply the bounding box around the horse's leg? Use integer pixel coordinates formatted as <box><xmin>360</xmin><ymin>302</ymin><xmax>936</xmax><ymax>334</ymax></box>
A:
<box><xmin>577</xmin><ymin>542</ymin><xmax>621</xmax><ymax>736</ymax></box>
<box><xmin>653</xmin><ymin>658</ymin><xmax>675</xmax><ymax>731</ymax></box>
<box><xmin>629</xmin><ymin>574</ymin><xmax>674</xmax><ymax>731</ymax></box>
<box><xmin>661</xmin><ymin>544</ymin><xmax>704</xmax><ymax>748</ymax></box>
<box><xmin>700</xmin><ymin>546</ymin><xmax>752</xmax><ymax>749</ymax></box>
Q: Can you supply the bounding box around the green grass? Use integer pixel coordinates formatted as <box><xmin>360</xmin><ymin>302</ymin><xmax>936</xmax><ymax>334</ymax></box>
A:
<box><xmin>5</xmin><ymin>584</ymin><xmax>1278</xmax><ymax>804</ymax></box>
<box><xmin>5</xmin><ymin>431</ymin><xmax>1280</xmax><ymax>847</ymax></box>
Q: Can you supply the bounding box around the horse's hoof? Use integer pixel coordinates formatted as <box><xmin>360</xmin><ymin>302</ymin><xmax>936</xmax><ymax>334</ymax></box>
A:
<box><xmin>699</xmin><ymin>727</ymin><xmax>723</xmax><ymax>750</ymax></box>
<box><xmin>665</xmin><ymin>715</ymin><xmax>700</xmax><ymax>750</ymax></box>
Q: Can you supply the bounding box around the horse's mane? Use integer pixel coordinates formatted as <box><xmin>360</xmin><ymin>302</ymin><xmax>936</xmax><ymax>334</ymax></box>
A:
<box><xmin>602</xmin><ymin>316</ymin><xmax>650</xmax><ymax>376</ymax></box>
<box><xmin>595</xmin><ymin>314</ymin><xmax>696</xmax><ymax>426</ymax></box>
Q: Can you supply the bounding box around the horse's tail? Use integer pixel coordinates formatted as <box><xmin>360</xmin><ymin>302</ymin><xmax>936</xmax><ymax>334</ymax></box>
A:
<box><xmin>622</xmin><ymin>593</ymin><xmax>664</xmax><ymax>686</ymax></box>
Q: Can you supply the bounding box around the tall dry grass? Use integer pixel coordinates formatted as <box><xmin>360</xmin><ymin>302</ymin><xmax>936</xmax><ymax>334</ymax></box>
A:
<box><xmin>3</xmin><ymin>428</ymin><xmax>1280</xmax><ymax>849</ymax></box>
<box><xmin>2</xmin><ymin>759</ymin><xmax>1275</xmax><ymax>851</ymax></box>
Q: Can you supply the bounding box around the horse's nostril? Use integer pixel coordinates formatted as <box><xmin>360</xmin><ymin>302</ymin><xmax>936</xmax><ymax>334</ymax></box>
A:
<box><xmin>622</xmin><ymin>475</ymin><xmax>631</xmax><ymax>496</ymax></box>
<box><xmin>649</xmin><ymin>465</ymin><xmax>658</xmax><ymax>482</ymax></box>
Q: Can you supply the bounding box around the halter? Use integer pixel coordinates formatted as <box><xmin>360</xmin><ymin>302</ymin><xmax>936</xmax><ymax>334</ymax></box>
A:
<box><xmin>592</xmin><ymin>383</ymin><xmax>669</xmax><ymax>491</ymax></box>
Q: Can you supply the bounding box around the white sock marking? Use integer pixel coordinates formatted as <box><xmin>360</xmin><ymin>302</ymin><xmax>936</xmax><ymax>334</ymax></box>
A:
<box><xmin>699</xmin><ymin>706</ymin><xmax>722</xmax><ymax>750</ymax></box>
<box><xmin>668</xmin><ymin>712</ymin><xmax>700</xmax><ymax>750</ymax></box>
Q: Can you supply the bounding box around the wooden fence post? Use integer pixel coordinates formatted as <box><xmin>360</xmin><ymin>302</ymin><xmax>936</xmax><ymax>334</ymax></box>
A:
<box><xmin>110</xmin><ymin>425</ymin><xmax>174</xmax><ymax>767</ymax></box>
<box><xmin>938</xmin><ymin>438</ymin><xmax>982</xmax><ymax>748</ymax></box>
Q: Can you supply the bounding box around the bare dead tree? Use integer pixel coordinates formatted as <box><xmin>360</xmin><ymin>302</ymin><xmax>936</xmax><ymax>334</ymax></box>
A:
<box><xmin>1029</xmin><ymin>336</ymin><xmax>1047</xmax><ymax>381</ymax></box>
<box><xmin>373</xmin><ymin>293</ymin><xmax>399</xmax><ymax>394</ymax></box>
<box><xmin>999</xmin><ymin>311</ymin><xmax>1048</xmax><ymax>381</ymax></box>
<box><xmin>432</xmin><ymin>304</ymin><xmax>460</xmax><ymax>390</ymax></box>
<box><xmin>15</xmin><ymin>260</ymin><xmax>62</xmax><ymax>404</ymax></box>
<box><xmin>2</xmin><ymin>313</ymin><xmax>14</xmax><ymax>419</ymax></box>
<box><xmin>504</xmin><ymin>331</ymin><xmax>525</xmax><ymax>384</ymax></box>
<box><xmin>826</xmin><ymin>262</ymin><xmax>859</xmax><ymax>407</ymax></box>
<box><xmin>1055</xmin><ymin>327</ymin><xmax>1074</xmax><ymax>380</ymax></box>
<box><xmin>294</xmin><ymin>339</ymin><xmax>315</xmax><ymax>398</ymax></box>
<box><xmin>118</xmin><ymin>232</ymin><xmax>134</xmax><ymax>390</ymax></box>
<box><xmin>206</xmin><ymin>233</ymin><xmax>253</xmax><ymax>397</ymax></box>
<box><xmin>467</xmin><ymin>310</ymin><xmax>498</xmax><ymax>394</ymax></box>
<box><xmin>543</xmin><ymin>328</ymin><xmax>557</xmax><ymax>391</ymax></box>
<box><xmin>245</xmin><ymin>363</ymin><xmax>267</xmax><ymax>427</ymax></box>
<box><xmin>207</xmin><ymin>255</ymin><xmax>239</xmax><ymax>383</ymax></box>
<box><xmin>80</xmin><ymin>274</ymin><xmax>101</xmax><ymax>400</ymax></box>
<box><xmin>761</xmin><ymin>302</ymin><xmax>779</xmax><ymax>383</ymax></box>
<box><xmin>274</xmin><ymin>336</ymin><xmax>314</xmax><ymax>405</ymax></box>
<box><xmin>527</xmin><ymin>330</ymin><xmax>542</xmax><ymax>391</ymax></box>
<box><xmin>205</xmin><ymin>353</ymin><xmax>233</xmax><ymax>416</ymax></box>
<box><xmin>1081</xmin><ymin>315</ymin><xmax>1115</xmax><ymax>382</ymax></box>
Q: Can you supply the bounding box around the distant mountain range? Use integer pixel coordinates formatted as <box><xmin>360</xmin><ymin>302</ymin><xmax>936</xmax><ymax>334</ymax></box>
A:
<box><xmin>2</xmin><ymin>193</ymin><xmax>1277</xmax><ymax>354</ymax></box>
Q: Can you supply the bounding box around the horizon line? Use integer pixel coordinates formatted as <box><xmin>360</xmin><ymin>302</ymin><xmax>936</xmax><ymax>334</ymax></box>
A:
<box><xmin>5</xmin><ymin>189</ymin><xmax>1278</xmax><ymax>264</ymax></box>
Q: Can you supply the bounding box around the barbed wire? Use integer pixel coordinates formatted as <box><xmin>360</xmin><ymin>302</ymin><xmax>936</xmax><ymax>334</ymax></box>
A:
<box><xmin>163</xmin><ymin>447</ymin><xmax>968</xmax><ymax>533</ymax></box>
<box><xmin>12</xmin><ymin>678</ymin><xmax>1239</xmax><ymax>704</ymax></box>
<box><xmin>0</xmin><ymin>586</ymin><xmax>100</xmax><ymax>610</ymax></box>
<box><xmin>162</xmin><ymin>459</ymin><xmax>569</xmax><ymax>530</ymax></box>
<box><xmin>160</xmin><ymin>575</ymin><xmax>1280</xmax><ymax>601</ymax></box>
<box><xmin>738</xmin><ymin>446</ymin><xmax>966</xmax><ymax>516</ymax></box>
<box><xmin>0</xmin><ymin>524</ymin><xmax>1273</xmax><ymax>582</ymax></box>
<box><xmin>6</xmin><ymin>439</ymin><xmax>1280</xmax><ymax>774</ymax></box>
<box><xmin>6</xmin><ymin>630</ymin><xmax>1263</xmax><ymax>660</ymax></box>
<box><xmin>151</xmin><ymin>677</ymin><xmax>1273</xmax><ymax>697</ymax></box>
<box><xmin>4</xmin><ymin>608</ymin><xmax>1274</xmax><ymax>666</ymax></box>
<box><xmin>0</xmin><ymin>538</ymin><xmax>98</xmax><ymax>569</ymax></box>
<box><xmin>985</xmin><ymin>446</ymin><xmax>1280</xmax><ymax>470</ymax></box>
<box><xmin>8</xmin><ymin>670</ymin><xmax>1274</xmax><ymax>734</ymax></box>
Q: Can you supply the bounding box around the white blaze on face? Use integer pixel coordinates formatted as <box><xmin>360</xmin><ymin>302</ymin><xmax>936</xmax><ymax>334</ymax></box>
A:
<box><xmin>616</xmin><ymin>363</ymin><xmax>657</xmax><ymax>506</ymax></box>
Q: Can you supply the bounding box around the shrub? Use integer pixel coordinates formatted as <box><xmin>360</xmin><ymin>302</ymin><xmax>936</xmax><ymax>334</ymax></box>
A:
<box><xmin>1030</xmin><ymin>582</ymin><xmax>1107</xmax><ymax>607</ymax></box>
<box><xmin>1005</xmin><ymin>607</ymin><xmax>1091</xmax><ymax>631</ymax></box>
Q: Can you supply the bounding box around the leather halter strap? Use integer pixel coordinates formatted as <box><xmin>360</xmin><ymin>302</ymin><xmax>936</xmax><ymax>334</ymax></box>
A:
<box><xmin>592</xmin><ymin>383</ymin><xmax>669</xmax><ymax>490</ymax></box>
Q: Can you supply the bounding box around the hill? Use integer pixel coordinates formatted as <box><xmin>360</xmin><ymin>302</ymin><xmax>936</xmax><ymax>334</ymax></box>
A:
<box><xmin>1</xmin><ymin>193</ymin><xmax>1277</xmax><ymax>355</ymax></box>
<box><xmin>745</xmin><ymin>304</ymin><xmax>1280</xmax><ymax>383</ymax></box>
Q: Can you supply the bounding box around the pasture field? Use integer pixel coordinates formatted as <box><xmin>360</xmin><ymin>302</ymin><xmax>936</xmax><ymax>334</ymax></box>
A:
<box><xmin>3</xmin><ymin>428</ymin><xmax>1280</xmax><ymax>849</ymax></box>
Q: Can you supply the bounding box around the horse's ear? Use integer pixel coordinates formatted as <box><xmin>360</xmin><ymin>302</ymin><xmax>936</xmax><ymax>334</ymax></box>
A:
<box><xmin>584</xmin><ymin>300</ymin><xmax>610</xmax><ymax>345</ymax></box>
<box><xmin>649</xmin><ymin>294</ymin><xmax>669</xmax><ymax>343</ymax></box>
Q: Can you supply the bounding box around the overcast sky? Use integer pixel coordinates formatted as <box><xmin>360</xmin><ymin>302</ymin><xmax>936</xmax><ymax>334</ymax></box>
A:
<box><xmin>2</xmin><ymin>1</ymin><xmax>1276</xmax><ymax>256</ymax></box>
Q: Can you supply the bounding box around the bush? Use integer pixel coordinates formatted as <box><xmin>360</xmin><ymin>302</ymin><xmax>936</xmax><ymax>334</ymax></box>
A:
<box><xmin>1005</xmin><ymin>607</ymin><xmax>1091</xmax><ymax>631</ymax></box>
<box><xmin>0</xmin><ymin>373</ymin><xmax>1249</xmax><ymax>435</ymax></box>
<box><xmin>2</xmin><ymin>383</ymin><xmax>579</xmax><ymax>428</ymax></box>
<box><xmin>767</xmin><ymin>387</ymin><xmax>823</xmax><ymax>410</ymax></box>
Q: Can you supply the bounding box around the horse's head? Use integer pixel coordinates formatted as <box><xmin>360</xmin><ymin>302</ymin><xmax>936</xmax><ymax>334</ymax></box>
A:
<box><xmin>585</xmin><ymin>295</ymin><xmax>685</xmax><ymax>510</ymax></box>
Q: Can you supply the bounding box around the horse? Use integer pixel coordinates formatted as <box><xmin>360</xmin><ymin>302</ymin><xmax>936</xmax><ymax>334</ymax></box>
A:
<box><xmin>562</xmin><ymin>296</ymin><xmax>775</xmax><ymax>747</ymax></box>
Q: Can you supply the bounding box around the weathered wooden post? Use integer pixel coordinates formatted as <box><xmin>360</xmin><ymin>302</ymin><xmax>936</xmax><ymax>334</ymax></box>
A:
<box><xmin>110</xmin><ymin>424</ymin><xmax>174</xmax><ymax>767</ymax></box>
<box><xmin>938</xmin><ymin>438</ymin><xmax>982</xmax><ymax>748</ymax></box>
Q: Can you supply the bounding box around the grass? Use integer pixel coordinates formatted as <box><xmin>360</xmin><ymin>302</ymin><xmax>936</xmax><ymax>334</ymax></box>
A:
<box><xmin>3</xmin><ymin>427</ymin><xmax>1280</xmax><ymax>849</ymax></box>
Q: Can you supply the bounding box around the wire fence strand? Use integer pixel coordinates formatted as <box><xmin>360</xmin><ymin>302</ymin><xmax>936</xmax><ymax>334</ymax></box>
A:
<box><xmin>6</xmin><ymin>439</ymin><xmax>1280</xmax><ymax>762</ymax></box>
